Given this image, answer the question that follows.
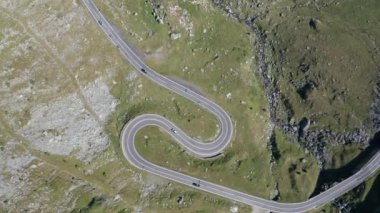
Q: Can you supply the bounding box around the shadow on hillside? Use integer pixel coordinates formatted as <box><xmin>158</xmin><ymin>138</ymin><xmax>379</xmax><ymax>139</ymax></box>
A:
<box><xmin>353</xmin><ymin>173</ymin><xmax>380</xmax><ymax>213</ymax></box>
<box><xmin>310</xmin><ymin>132</ymin><xmax>380</xmax><ymax>198</ymax></box>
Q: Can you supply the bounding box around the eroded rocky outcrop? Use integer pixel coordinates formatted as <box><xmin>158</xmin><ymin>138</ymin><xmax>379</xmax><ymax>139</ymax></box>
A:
<box><xmin>211</xmin><ymin>0</ymin><xmax>372</xmax><ymax>168</ymax></box>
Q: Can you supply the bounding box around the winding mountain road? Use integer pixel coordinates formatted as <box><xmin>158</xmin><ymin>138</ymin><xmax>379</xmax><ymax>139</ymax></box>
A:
<box><xmin>83</xmin><ymin>0</ymin><xmax>380</xmax><ymax>212</ymax></box>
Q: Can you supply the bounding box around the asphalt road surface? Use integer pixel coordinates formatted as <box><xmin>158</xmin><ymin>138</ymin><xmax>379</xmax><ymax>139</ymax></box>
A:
<box><xmin>83</xmin><ymin>0</ymin><xmax>380</xmax><ymax>212</ymax></box>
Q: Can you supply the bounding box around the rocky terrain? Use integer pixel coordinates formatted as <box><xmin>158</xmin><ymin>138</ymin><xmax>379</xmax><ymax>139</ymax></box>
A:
<box><xmin>0</xmin><ymin>0</ymin><xmax>124</xmax><ymax>210</ymax></box>
<box><xmin>1</xmin><ymin>0</ymin><xmax>379</xmax><ymax>212</ymax></box>
<box><xmin>212</xmin><ymin>0</ymin><xmax>380</xmax><ymax>211</ymax></box>
<box><xmin>212</xmin><ymin>0</ymin><xmax>379</xmax><ymax>166</ymax></box>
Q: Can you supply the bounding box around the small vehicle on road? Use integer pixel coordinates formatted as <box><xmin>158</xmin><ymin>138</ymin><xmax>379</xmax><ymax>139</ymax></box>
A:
<box><xmin>192</xmin><ymin>182</ymin><xmax>200</xmax><ymax>187</ymax></box>
<box><xmin>170</xmin><ymin>128</ymin><xmax>177</xmax><ymax>134</ymax></box>
<box><xmin>140</xmin><ymin>68</ymin><xmax>147</xmax><ymax>74</ymax></box>
<box><xmin>98</xmin><ymin>20</ymin><xmax>102</xmax><ymax>25</ymax></box>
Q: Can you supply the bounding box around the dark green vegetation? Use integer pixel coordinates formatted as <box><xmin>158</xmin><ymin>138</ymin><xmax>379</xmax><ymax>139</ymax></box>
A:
<box><xmin>263</xmin><ymin>0</ymin><xmax>380</xmax><ymax>135</ymax></box>
<box><xmin>271</xmin><ymin>129</ymin><xmax>319</xmax><ymax>202</ymax></box>
<box><xmin>315</xmin><ymin>134</ymin><xmax>380</xmax><ymax>212</ymax></box>
<box><xmin>215</xmin><ymin>0</ymin><xmax>380</xmax><ymax>138</ymax></box>
<box><xmin>212</xmin><ymin>0</ymin><xmax>380</xmax><ymax>211</ymax></box>
<box><xmin>262</xmin><ymin>1</ymin><xmax>380</xmax><ymax>210</ymax></box>
<box><xmin>214</xmin><ymin>0</ymin><xmax>380</xmax><ymax>133</ymax></box>
<box><xmin>355</xmin><ymin>171</ymin><xmax>380</xmax><ymax>213</ymax></box>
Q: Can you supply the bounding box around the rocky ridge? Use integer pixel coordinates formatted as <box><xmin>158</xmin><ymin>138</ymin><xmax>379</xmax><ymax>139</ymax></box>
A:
<box><xmin>211</xmin><ymin>0</ymin><xmax>371</xmax><ymax>168</ymax></box>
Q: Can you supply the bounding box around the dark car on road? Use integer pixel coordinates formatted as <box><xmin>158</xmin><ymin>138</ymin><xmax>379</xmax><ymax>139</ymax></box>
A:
<box><xmin>192</xmin><ymin>182</ymin><xmax>200</xmax><ymax>187</ymax></box>
<box><xmin>140</xmin><ymin>68</ymin><xmax>147</xmax><ymax>74</ymax></box>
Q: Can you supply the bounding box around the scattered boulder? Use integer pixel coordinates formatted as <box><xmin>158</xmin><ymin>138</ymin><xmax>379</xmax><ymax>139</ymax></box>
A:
<box><xmin>299</xmin><ymin>117</ymin><xmax>311</xmax><ymax>133</ymax></box>
<box><xmin>230</xmin><ymin>206</ymin><xmax>239</xmax><ymax>213</ymax></box>
<box><xmin>309</xmin><ymin>18</ymin><xmax>319</xmax><ymax>30</ymax></box>
<box><xmin>169</xmin><ymin>32</ymin><xmax>181</xmax><ymax>40</ymax></box>
<box><xmin>297</xmin><ymin>82</ymin><xmax>314</xmax><ymax>100</ymax></box>
<box><xmin>150</xmin><ymin>2</ymin><xmax>165</xmax><ymax>24</ymax></box>
<box><xmin>270</xmin><ymin>183</ymin><xmax>280</xmax><ymax>201</ymax></box>
<box><xmin>298</xmin><ymin>61</ymin><xmax>310</xmax><ymax>73</ymax></box>
<box><xmin>176</xmin><ymin>196</ymin><xmax>184</xmax><ymax>205</ymax></box>
<box><xmin>226</xmin><ymin>92</ymin><xmax>232</xmax><ymax>99</ymax></box>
